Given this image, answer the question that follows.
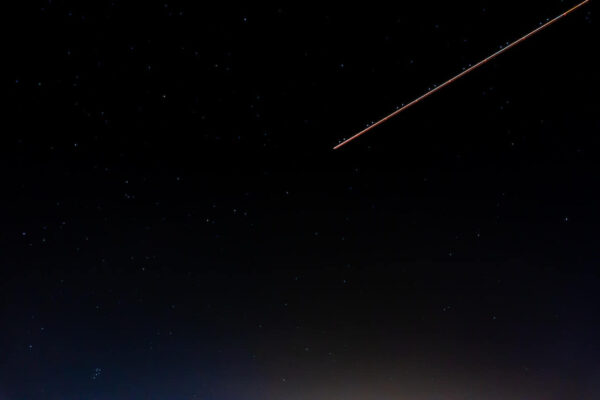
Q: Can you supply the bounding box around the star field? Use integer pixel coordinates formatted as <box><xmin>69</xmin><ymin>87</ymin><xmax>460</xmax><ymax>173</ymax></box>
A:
<box><xmin>2</xmin><ymin>1</ymin><xmax>598</xmax><ymax>399</ymax></box>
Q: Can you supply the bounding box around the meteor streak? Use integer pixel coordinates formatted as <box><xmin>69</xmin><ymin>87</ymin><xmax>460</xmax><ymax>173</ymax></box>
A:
<box><xmin>333</xmin><ymin>0</ymin><xmax>590</xmax><ymax>150</ymax></box>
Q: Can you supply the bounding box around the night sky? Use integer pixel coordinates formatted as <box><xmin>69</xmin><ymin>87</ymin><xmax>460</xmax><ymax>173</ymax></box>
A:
<box><xmin>2</xmin><ymin>1</ymin><xmax>599</xmax><ymax>399</ymax></box>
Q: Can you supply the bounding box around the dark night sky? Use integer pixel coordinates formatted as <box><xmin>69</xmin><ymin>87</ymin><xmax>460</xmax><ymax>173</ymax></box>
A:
<box><xmin>2</xmin><ymin>1</ymin><xmax>599</xmax><ymax>399</ymax></box>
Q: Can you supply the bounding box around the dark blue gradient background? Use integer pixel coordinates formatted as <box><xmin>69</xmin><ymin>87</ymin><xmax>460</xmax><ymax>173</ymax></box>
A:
<box><xmin>2</xmin><ymin>1</ymin><xmax>598</xmax><ymax>399</ymax></box>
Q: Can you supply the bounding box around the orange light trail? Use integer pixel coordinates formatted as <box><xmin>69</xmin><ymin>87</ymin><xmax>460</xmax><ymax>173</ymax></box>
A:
<box><xmin>333</xmin><ymin>0</ymin><xmax>590</xmax><ymax>150</ymax></box>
